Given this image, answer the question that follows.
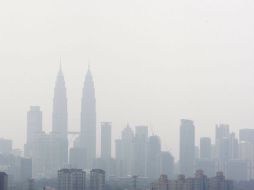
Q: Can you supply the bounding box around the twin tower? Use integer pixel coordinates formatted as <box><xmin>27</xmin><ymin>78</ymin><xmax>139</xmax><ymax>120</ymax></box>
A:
<box><xmin>53</xmin><ymin>65</ymin><xmax>96</xmax><ymax>169</ymax></box>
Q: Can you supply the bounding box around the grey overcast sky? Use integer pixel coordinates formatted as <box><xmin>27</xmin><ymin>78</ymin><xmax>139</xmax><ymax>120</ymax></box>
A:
<box><xmin>0</xmin><ymin>0</ymin><xmax>254</xmax><ymax>158</ymax></box>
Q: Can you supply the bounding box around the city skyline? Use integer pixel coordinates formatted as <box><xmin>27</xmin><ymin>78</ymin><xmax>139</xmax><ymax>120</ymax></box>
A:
<box><xmin>1</xmin><ymin>62</ymin><xmax>254</xmax><ymax>160</ymax></box>
<box><xmin>1</xmin><ymin>61</ymin><xmax>254</xmax><ymax>188</ymax></box>
<box><xmin>1</xmin><ymin>0</ymin><xmax>254</xmax><ymax>189</ymax></box>
<box><xmin>1</xmin><ymin>0</ymin><xmax>254</xmax><ymax>160</ymax></box>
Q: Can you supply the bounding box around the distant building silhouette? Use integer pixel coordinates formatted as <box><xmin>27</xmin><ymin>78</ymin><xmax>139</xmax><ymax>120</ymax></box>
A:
<box><xmin>0</xmin><ymin>138</ymin><xmax>12</xmax><ymax>154</ymax></box>
<box><xmin>226</xmin><ymin>160</ymin><xmax>249</xmax><ymax>181</ymax></box>
<box><xmin>0</xmin><ymin>154</ymin><xmax>32</xmax><ymax>188</ymax></box>
<box><xmin>208</xmin><ymin>172</ymin><xmax>233</xmax><ymax>190</ymax></box>
<box><xmin>52</xmin><ymin>64</ymin><xmax>68</xmax><ymax>168</ymax></box>
<box><xmin>0</xmin><ymin>172</ymin><xmax>8</xmax><ymax>190</ymax></box>
<box><xmin>179</xmin><ymin>119</ymin><xmax>195</xmax><ymax>177</ymax></box>
<box><xmin>239</xmin><ymin>129</ymin><xmax>254</xmax><ymax>144</ymax></box>
<box><xmin>24</xmin><ymin>106</ymin><xmax>43</xmax><ymax>157</ymax></box>
<box><xmin>95</xmin><ymin>122</ymin><xmax>116</xmax><ymax>178</ymax></box>
<box><xmin>101</xmin><ymin>122</ymin><xmax>112</xmax><ymax>160</ymax></box>
<box><xmin>200</xmin><ymin>137</ymin><xmax>212</xmax><ymax>160</ymax></box>
<box><xmin>69</xmin><ymin>147</ymin><xmax>86</xmax><ymax>169</ymax></box>
<box><xmin>58</xmin><ymin>169</ymin><xmax>86</xmax><ymax>190</ymax></box>
<box><xmin>80</xmin><ymin>67</ymin><xmax>97</xmax><ymax>169</ymax></box>
<box><xmin>195</xmin><ymin>159</ymin><xmax>216</xmax><ymax>177</ymax></box>
<box><xmin>121</xmin><ymin>125</ymin><xmax>134</xmax><ymax>176</ymax></box>
<box><xmin>160</xmin><ymin>151</ymin><xmax>175</xmax><ymax>179</ymax></box>
<box><xmin>115</xmin><ymin>125</ymin><xmax>135</xmax><ymax>177</ymax></box>
<box><xmin>215</xmin><ymin>124</ymin><xmax>239</xmax><ymax>173</ymax></box>
<box><xmin>133</xmin><ymin>126</ymin><xmax>148</xmax><ymax>177</ymax></box>
<box><xmin>151</xmin><ymin>175</ymin><xmax>171</xmax><ymax>190</ymax></box>
<box><xmin>147</xmin><ymin>135</ymin><xmax>161</xmax><ymax>179</ymax></box>
<box><xmin>90</xmin><ymin>169</ymin><xmax>105</xmax><ymax>190</ymax></box>
<box><xmin>151</xmin><ymin>171</ymin><xmax>233</xmax><ymax>190</ymax></box>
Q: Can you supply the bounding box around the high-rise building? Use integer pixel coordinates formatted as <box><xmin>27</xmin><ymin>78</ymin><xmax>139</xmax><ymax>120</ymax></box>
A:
<box><xmin>195</xmin><ymin>159</ymin><xmax>216</xmax><ymax>177</ymax></box>
<box><xmin>216</xmin><ymin>124</ymin><xmax>230</xmax><ymax>140</ymax></box>
<box><xmin>80</xmin><ymin>67</ymin><xmax>96</xmax><ymax>169</ymax></box>
<box><xmin>101</xmin><ymin>122</ymin><xmax>112</xmax><ymax>160</ymax></box>
<box><xmin>200</xmin><ymin>137</ymin><xmax>212</xmax><ymax>159</ymax></box>
<box><xmin>0</xmin><ymin>154</ymin><xmax>32</xmax><ymax>187</ymax></box>
<box><xmin>133</xmin><ymin>126</ymin><xmax>148</xmax><ymax>177</ymax></box>
<box><xmin>208</xmin><ymin>172</ymin><xmax>233</xmax><ymax>190</ymax></box>
<box><xmin>193</xmin><ymin>170</ymin><xmax>208</xmax><ymax>190</ymax></box>
<box><xmin>239</xmin><ymin>129</ymin><xmax>254</xmax><ymax>144</ymax></box>
<box><xmin>226</xmin><ymin>160</ymin><xmax>249</xmax><ymax>181</ymax></box>
<box><xmin>25</xmin><ymin>106</ymin><xmax>43</xmax><ymax>157</ymax></box>
<box><xmin>90</xmin><ymin>169</ymin><xmax>105</xmax><ymax>190</ymax></box>
<box><xmin>0</xmin><ymin>138</ymin><xmax>12</xmax><ymax>154</ymax></box>
<box><xmin>239</xmin><ymin>142</ymin><xmax>254</xmax><ymax>179</ymax></box>
<box><xmin>151</xmin><ymin>175</ymin><xmax>172</xmax><ymax>190</ymax></box>
<box><xmin>69</xmin><ymin>147</ymin><xmax>86</xmax><ymax>169</ymax></box>
<box><xmin>179</xmin><ymin>119</ymin><xmax>195</xmax><ymax>177</ymax></box>
<box><xmin>115</xmin><ymin>126</ymin><xmax>135</xmax><ymax>177</ymax></box>
<box><xmin>97</xmin><ymin>122</ymin><xmax>115</xmax><ymax>178</ymax></box>
<box><xmin>20</xmin><ymin>157</ymin><xmax>32</xmax><ymax>183</ymax></box>
<box><xmin>32</xmin><ymin>133</ymin><xmax>61</xmax><ymax>178</ymax></box>
<box><xmin>121</xmin><ymin>125</ymin><xmax>134</xmax><ymax>176</ymax></box>
<box><xmin>215</xmin><ymin>124</ymin><xmax>230</xmax><ymax>172</ymax></box>
<box><xmin>0</xmin><ymin>172</ymin><xmax>8</xmax><ymax>190</ymax></box>
<box><xmin>115</xmin><ymin>139</ymin><xmax>123</xmax><ymax>177</ymax></box>
<box><xmin>52</xmin><ymin>64</ymin><xmax>68</xmax><ymax>137</ymax></box>
<box><xmin>216</xmin><ymin>130</ymin><xmax>239</xmax><ymax>173</ymax></box>
<box><xmin>52</xmin><ymin>64</ymin><xmax>68</xmax><ymax>166</ymax></box>
<box><xmin>160</xmin><ymin>151</ymin><xmax>175</xmax><ymax>179</ymax></box>
<box><xmin>58</xmin><ymin>169</ymin><xmax>86</xmax><ymax>190</ymax></box>
<box><xmin>147</xmin><ymin>135</ymin><xmax>161</xmax><ymax>179</ymax></box>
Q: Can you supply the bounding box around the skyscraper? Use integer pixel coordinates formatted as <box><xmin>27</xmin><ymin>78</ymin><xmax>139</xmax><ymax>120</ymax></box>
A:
<box><xmin>26</xmin><ymin>106</ymin><xmax>43</xmax><ymax>143</ymax></box>
<box><xmin>200</xmin><ymin>137</ymin><xmax>212</xmax><ymax>159</ymax></box>
<box><xmin>80</xmin><ymin>67</ymin><xmax>96</xmax><ymax>169</ymax></box>
<box><xmin>0</xmin><ymin>138</ymin><xmax>12</xmax><ymax>154</ymax></box>
<box><xmin>24</xmin><ymin>106</ymin><xmax>43</xmax><ymax>157</ymax></box>
<box><xmin>133</xmin><ymin>126</ymin><xmax>148</xmax><ymax>177</ymax></box>
<box><xmin>150</xmin><ymin>175</ymin><xmax>172</xmax><ymax>190</ymax></box>
<box><xmin>147</xmin><ymin>135</ymin><xmax>161</xmax><ymax>179</ymax></box>
<box><xmin>216</xmin><ymin>124</ymin><xmax>230</xmax><ymax>140</ymax></box>
<box><xmin>101</xmin><ymin>122</ymin><xmax>112</xmax><ymax>160</ymax></box>
<box><xmin>239</xmin><ymin>129</ymin><xmax>254</xmax><ymax>144</ymax></box>
<box><xmin>121</xmin><ymin>125</ymin><xmax>134</xmax><ymax>176</ymax></box>
<box><xmin>179</xmin><ymin>119</ymin><xmax>195</xmax><ymax>177</ymax></box>
<box><xmin>0</xmin><ymin>172</ymin><xmax>8</xmax><ymax>190</ymax></box>
<box><xmin>52</xmin><ymin>64</ymin><xmax>68</xmax><ymax>136</ymax></box>
<box><xmin>160</xmin><ymin>151</ymin><xmax>175</xmax><ymax>179</ymax></box>
<box><xmin>52</xmin><ymin>64</ymin><xmax>69</xmax><ymax>167</ymax></box>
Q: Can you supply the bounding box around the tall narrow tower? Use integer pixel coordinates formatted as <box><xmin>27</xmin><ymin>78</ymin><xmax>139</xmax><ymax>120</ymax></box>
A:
<box><xmin>80</xmin><ymin>67</ymin><xmax>96</xmax><ymax>169</ymax></box>
<box><xmin>52</xmin><ymin>64</ymin><xmax>68</xmax><ymax>166</ymax></box>
<box><xmin>179</xmin><ymin>119</ymin><xmax>195</xmax><ymax>177</ymax></box>
<box><xmin>52</xmin><ymin>64</ymin><xmax>68</xmax><ymax>137</ymax></box>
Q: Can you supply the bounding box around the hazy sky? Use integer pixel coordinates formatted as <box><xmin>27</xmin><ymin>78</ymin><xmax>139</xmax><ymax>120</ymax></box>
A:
<box><xmin>0</xmin><ymin>0</ymin><xmax>254</xmax><ymax>158</ymax></box>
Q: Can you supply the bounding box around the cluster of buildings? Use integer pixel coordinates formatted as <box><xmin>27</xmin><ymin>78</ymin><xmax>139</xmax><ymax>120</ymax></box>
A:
<box><xmin>0</xmin><ymin>138</ymin><xmax>32</xmax><ymax>189</ymax></box>
<box><xmin>1</xmin><ymin>65</ymin><xmax>254</xmax><ymax>190</ymax></box>
<box><xmin>187</xmin><ymin>123</ymin><xmax>254</xmax><ymax>181</ymax></box>
<box><xmin>58</xmin><ymin>168</ymin><xmax>105</xmax><ymax>190</ymax></box>
<box><xmin>22</xmin><ymin>65</ymin><xmax>175</xmax><ymax>181</ymax></box>
<box><xmin>151</xmin><ymin>170</ymin><xmax>233</xmax><ymax>190</ymax></box>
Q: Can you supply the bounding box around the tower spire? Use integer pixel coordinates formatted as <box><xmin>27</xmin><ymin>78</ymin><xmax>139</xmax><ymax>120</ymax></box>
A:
<box><xmin>60</xmin><ymin>56</ymin><xmax>62</xmax><ymax>71</ymax></box>
<box><xmin>88</xmin><ymin>57</ymin><xmax>91</xmax><ymax>71</ymax></box>
<box><xmin>58</xmin><ymin>56</ymin><xmax>63</xmax><ymax>76</ymax></box>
